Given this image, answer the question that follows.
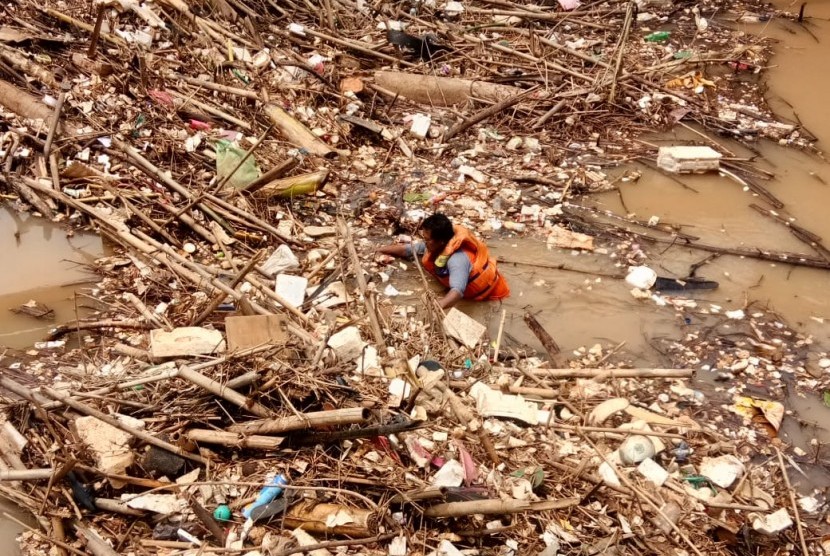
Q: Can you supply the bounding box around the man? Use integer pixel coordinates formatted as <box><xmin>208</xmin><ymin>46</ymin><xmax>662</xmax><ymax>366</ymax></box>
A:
<box><xmin>377</xmin><ymin>213</ymin><xmax>510</xmax><ymax>309</ymax></box>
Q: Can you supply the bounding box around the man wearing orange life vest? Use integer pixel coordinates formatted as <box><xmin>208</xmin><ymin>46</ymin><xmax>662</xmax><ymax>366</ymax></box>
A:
<box><xmin>377</xmin><ymin>213</ymin><xmax>510</xmax><ymax>309</ymax></box>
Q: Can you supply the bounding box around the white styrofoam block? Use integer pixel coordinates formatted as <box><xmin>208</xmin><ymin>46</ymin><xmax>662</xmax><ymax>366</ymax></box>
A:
<box><xmin>275</xmin><ymin>274</ymin><xmax>308</xmax><ymax>308</ymax></box>
<box><xmin>150</xmin><ymin>327</ymin><xmax>226</xmax><ymax>358</ymax></box>
<box><xmin>327</xmin><ymin>326</ymin><xmax>366</xmax><ymax>361</ymax></box>
<box><xmin>657</xmin><ymin>145</ymin><xmax>722</xmax><ymax>173</ymax></box>
<box><xmin>410</xmin><ymin>113</ymin><xmax>431</xmax><ymax>138</ymax></box>
<box><xmin>443</xmin><ymin>308</ymin><xmax>486</xmax><ymax>348</ymax></box>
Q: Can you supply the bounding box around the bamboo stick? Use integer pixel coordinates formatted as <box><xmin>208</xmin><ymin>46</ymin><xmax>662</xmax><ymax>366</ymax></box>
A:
<box><xmin>227</xmin><ymin>407</ymin><xmax>370</xmax><ymax>435</ymax></box>
<box><xmin>73</xmin><ymin>521</ymin><xmax>120</xmax><ymax>556</ymax></box>
<box><xmin>191</xmin><ymin>250</ymin><xmax>264</xmax><ymax>325</ymax></box>
<box><xmin>93</xmin><ymin>498</ymin><xmax>145</xmax><ymax>516</ymax></box>
<box><xmin>177</xmin><ymin>366</ymin><xmax>274</xmax><ymax>418</ymax></box>
<box><xmin>0</xmin><ymin>468</ymin><xmax>54</xmax><ymax>481</ymax></box>
<box><xmin>0</xmin><ymin>44</ymin><xmax>61</xmax><ymax>90</ymax></box>
<box><xmin>607</xmin><ymin>1</ymin><xmax>635</xmax><ymax>102</ymax></box>
<box><xmin>444</xmin><ymin>89</ymin><xmax>534</xmax><ymax>142</ymax></box>
<box><xmin>252</xmin><ymin>169</ymin><xmax>329</xmax><ymax>199</ymax></box>
<box><xmin>263</xmin><ymin>104</ymin><xmax>337</xmax><ymax>158</ymax></box>
<box><xmin>283</xmin><ymin>502</ymin><xmax>378</xmax><ymax>536</ymax></box>
<box><xmin>235</xmin><ymin>156</ymin><xmax>300</xmax><ymax>196</ymax></box>
<box><xmin>171</xmin><ymin>90</ymin><xmax>252</xmax><ymax>130</ymax></box>
<box><xmin>775</xmin><ymin>448</ymin><xmax>809</xmax><ymax>556</ymax></box>
<box><xmin>186</xmin><ymin>429</ymin><xmax>283</xmax><ymax>449</ymax></box>
<box><xmin>494</xmin><ymin>367</ymin><xmax>694</xmax><ymax>378</ymax></box>
<box><xmin>337</xmin><ymin>219</ymin><xmax>386</xmax><ymax>349</ymax></box>
<box><xmin>424</xmin><ymin>497</ymin><xmax>579</xmax><ymax>518</ymax></box>
<box><xmin>42</xmin><ymin>7</ymin><xmax>126</xmax><ymax>47</ymax></box>
<box><xmin>507</xmin><ymin>385</ymin><xmax>558</xmax><ymax>398</ymax></box>
<box><xmin>169</xmin><ymin>72</ymin><xmax>260</xmax><ymax>99</ymax></box>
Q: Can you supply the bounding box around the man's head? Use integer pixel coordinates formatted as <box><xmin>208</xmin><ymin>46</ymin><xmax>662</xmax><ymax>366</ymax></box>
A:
<box><xmin>421</xmin><ymin>213</ymin><xmax>454</xmax><ymax>253</ymax></box>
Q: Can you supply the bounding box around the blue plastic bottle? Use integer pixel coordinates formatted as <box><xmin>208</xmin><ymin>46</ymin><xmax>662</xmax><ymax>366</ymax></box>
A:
<box><xmin>242</xmin><ymin>474</ymin><xmax>288</xmax><ymax>519</ymax></box>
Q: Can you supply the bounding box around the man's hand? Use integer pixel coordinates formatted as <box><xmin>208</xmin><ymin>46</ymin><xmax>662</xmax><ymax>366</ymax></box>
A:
<box><xmin>438</xmin><ymin>289</ymin><xmax>463</xmax><ymax>310</ymax></box>
<box><xmin>376</xmin><ymin>244</ymin><xmax>410</xmax><ymax>258</ymax></box>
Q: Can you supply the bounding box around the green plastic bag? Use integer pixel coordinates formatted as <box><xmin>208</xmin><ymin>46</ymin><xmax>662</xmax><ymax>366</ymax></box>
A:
<box><xmin>215</xmin><ymin>139</ymin><xmax>260</xmax><ymax>190</ymax></box>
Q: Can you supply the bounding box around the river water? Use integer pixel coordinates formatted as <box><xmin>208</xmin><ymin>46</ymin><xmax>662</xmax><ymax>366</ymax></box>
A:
<box><xmin>0</xmin><ymin>1</ymin><xmax>829</xmax><ymax>551</ymax></box>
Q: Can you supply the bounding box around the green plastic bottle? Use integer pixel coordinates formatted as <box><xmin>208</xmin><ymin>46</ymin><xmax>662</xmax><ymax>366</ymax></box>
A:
<box><xmin>645</xmin><ymin>31</ymin><xmax>671</xmax><ymax>42</ymax></box>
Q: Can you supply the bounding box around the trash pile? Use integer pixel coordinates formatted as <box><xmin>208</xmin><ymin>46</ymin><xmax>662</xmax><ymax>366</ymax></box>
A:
<box><xmin>0</xmin><ymin>0</ymin><xmax>828</xmax><ymax>553</ymax></box>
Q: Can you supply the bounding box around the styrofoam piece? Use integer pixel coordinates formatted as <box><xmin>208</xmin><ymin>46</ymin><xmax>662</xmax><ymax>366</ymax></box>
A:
<box><xmin>275</xmin><ymin>274</ymin><xmax>308</xmax><ymax>308</ymax></box>
<box><xmin>657</xmin><ymin>145</ymin><xmax>722</xmax><ymax>173</ymax></box>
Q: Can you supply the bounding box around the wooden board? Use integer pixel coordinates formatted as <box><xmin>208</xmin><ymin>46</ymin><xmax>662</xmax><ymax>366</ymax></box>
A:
<box><xmin>224</xmin><ymin>315</ymin><xmax>287</xmax><ymax>352</ymax></box>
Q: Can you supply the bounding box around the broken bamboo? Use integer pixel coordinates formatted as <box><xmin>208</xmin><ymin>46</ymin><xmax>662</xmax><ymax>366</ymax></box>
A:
<box><xmin>0</xmin><ymin>468</ymin><xmax>54</xmax><ymax>481</ymax></box>
<box><xmin>424</xmin><ymin>497</ymin><xmax>579</xmax><ymax>518</ymax></box>
<box><xmin>263</xmin><ymin>103</ymin><xmax>337</xmax><ymax>158</ymax></box>
<box><xmin>185</xmin><ymin>429</ymin><xmax>284</xmax><ymax>450</ymax></box>
<box><xmin>496</xmin><ymin>367</ymin><xmax>694</xmax><ymax>379</ymax></box>
<box><xmin>228</xmin><ymin>407</ymin><xmax>370</xmax><ymax>435</ymax></box>
<box><xmin>284</xmin><ymin>501</ymin><xmax>379</xmax><ymax>536</ymax></box>
<box><xmin>177</xmin><ymin>365</ymin><xmax>274</xmax><ymax>418</ymax></box>
<box><xmin>253</xmin><ymin>169</ymin><xmax>329</xmax><ymax>199</ymax></box>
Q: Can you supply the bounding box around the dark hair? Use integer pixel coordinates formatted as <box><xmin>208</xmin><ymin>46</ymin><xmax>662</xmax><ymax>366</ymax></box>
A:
<box><xmin>422</xmin><ymin>213</ymin><xmax>454</xmax><ymax>242</ymax></box>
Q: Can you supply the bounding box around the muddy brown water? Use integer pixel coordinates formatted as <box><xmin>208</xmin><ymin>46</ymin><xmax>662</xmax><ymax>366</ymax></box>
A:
<box><xmin>1</xmin><ymin>2</ymin><xmax>830</xmax><ymax>550</ymax></box>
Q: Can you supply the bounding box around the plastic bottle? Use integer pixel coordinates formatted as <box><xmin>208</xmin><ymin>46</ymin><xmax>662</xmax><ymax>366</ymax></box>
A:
<box><xmin>645</xmin><ymin>31</ymin><xmax>671</xmax><ymax>42</ymax></box>
<box><xmin>242</xmin><ymin>474</ymin><xmax>288</xmax><ymax>519</ymax></box>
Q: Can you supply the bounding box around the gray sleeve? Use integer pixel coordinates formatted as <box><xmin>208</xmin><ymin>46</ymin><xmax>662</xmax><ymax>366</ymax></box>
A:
<box><xmin>403</xmin><ymin>242</ymin><xmax>426</xmax><ymax>259</ymax></box>
<box><xmin>447</xmin><ymin>251</ymin><xmax>471</xmax><ymax>295</ymax></box>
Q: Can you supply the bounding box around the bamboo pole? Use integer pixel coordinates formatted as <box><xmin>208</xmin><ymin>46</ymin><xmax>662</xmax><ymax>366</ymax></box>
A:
<box><xmin>775</xmin><ymin>448</ymin><xmax>809</xmax><ymax>556</ymax></box>
<box><xmin>186</xmin><ymin>429</ymin><xmax>284</xmax><ymax>450</ymax></box>
<box><xmin>236</xmin><ymin>157</ymin><xmax>300</xmax><ymax>196</ymax></box>
<box><xmin>252</xmin><ymin>170</ymin><xmax>329</xmax><ymax>199</ymax></box>
<box><xmin>93</xmin><ymin>498</ymin><xmax>145</xmax><ymax>516</ymax></box>
<box><xmin>494</xmin><ymin>367</ymin><xmax>694</xmax><ymax>379</ymax></box>
<box><xmin>283</xmin><ymin>502</ymin><xmax>378</xmax><ymax>536</ymax></box>
<box><xmin>263</xmin><ymin>104</ymin><xmax>337</xmax><ymax>158</ymax></box>
<box><xmin>177</xmin><ymin>366</ymin><xmax>274</xmax><ymax>418</ymax></box>
<box><xmin>424</xmin><ymin>497</ymin><xmax>579</xmax><ymax>518</ymax></box>
<box><xmin>507</xmin><ymin>385</ymin><xmax>558</xmax><ymax>398</ymax></box>
<box><xmin>337</xmin><ymin>219</ymin><xmax>386</xmax><ymax>349</ymax></box>
<box><xmin>168</xmin><ymin>72</ymin><xmax>260</xmax><ymax>99</ymax></box>
<box><xmin>227</xmin><ymin>407</ymin><xmax>369</xmax><ymax>435</ymax></box>
<box><xmin>0</xmin><ymin>469</ymin><xmax>54</xmax><ymax>481</ymax></box>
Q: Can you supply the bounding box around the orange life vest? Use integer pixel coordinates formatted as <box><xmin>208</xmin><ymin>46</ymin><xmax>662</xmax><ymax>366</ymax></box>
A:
<box><xmin>422</xmin><ymin>226</ymin><xmax>510</xmax><ymax>301</ymax></box>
